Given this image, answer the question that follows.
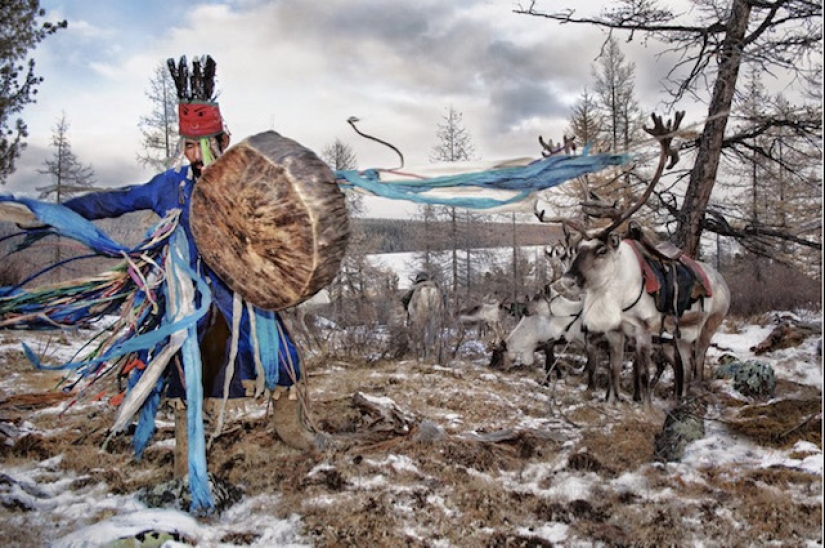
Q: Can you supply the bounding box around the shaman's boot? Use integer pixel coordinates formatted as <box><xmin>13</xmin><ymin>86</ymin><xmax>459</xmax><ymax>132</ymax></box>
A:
<box><xmin>271</xmin><ymin>382</ymin><xmax>325</xmax><ymax>451</ymax></box>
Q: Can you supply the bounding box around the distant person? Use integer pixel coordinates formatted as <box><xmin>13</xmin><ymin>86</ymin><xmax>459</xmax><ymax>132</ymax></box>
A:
<box><xmin>401</xmin><ymin>271</ymin><xmax>433</xmax><ymax>314</ymax></box>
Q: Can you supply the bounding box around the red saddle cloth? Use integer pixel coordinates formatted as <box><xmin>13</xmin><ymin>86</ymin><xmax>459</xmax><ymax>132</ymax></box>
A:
<box><xmin>625</xmin><ymin>240</ymin><xmax>713</xmax><ymax>299</ymax></box>
<box><xmin>626</xmin><ymin>240</ymin><xmax>662</xmax><ymax>294</ymax></box>
<box><xmin>679</xmin><ymin>254</ymin><xmax>713</xmax><ymax>298</ymax></box>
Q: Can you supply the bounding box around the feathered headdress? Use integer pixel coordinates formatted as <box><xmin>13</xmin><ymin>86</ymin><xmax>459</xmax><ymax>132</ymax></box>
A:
<box><xmin>167</xmin><ymin>55</ymin><xmax>224</xmax><ymax>139</ymax></box>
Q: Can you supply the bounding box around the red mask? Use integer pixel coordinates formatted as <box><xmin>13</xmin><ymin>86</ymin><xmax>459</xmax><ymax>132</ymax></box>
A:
<box><xmin>179</xmin><ymin>101</ymin><xmax>224</xmax><ymax>138</ymax></box>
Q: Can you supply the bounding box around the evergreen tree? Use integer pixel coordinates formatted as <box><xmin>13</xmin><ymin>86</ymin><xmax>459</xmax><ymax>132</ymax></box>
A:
<box><xmin>0</xmin><ymin>0</ymin><xmax>66</xmax><ymax>181</ymax></box>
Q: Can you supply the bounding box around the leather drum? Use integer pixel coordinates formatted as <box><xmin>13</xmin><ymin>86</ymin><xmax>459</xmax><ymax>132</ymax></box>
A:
<box><xmin>190</xmin><ymin>131</ymin><xmax>349</xmax><ymax>310</ymax></box>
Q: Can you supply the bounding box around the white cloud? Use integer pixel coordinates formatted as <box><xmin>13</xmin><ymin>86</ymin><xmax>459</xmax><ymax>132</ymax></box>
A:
<box><xmin>6</xmin><ymin>0</ymin><xmax>808</xmax><ymax>218</ymax></box>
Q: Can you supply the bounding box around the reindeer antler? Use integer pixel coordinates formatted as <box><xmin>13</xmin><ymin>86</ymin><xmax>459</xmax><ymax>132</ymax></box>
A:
<box><xmin>534</xmin><ymin>112</ymin><xmax>684</xmax><ymax>240</ymax></box>
<box><xmin>590</xmin><ymin>110</ymin><xmax>685</xmax><ymax>240</ymax></box>
<box><xmin>645</xmin><ymin>111</ymin><xmax>684</xmax><ymax>170</ymax></box>
<box><xmin>538</xmin><ymin>135</ymin><xmax>556</xmax><ymax>157</ymax></box>
<box><xmin>539</xmin><ymin>134</ymin><xmax>576</xmax><ymax>158</ymax></box>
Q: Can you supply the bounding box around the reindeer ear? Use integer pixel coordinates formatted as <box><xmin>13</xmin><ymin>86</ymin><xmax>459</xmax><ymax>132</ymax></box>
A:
<box><xmin>607</xmin><ymin>232</ymin><xmax>622</xmax><ymax>249</ymax></box>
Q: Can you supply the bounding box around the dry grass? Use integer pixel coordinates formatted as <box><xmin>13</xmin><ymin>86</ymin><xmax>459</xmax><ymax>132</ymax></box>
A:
<box><xmin>725</xmin><ymin>398</ymin><xmax>822</xmax><ymax>449</ymax></box>
<box><xmin>1</xmin><ymin>332</ymin><xmax>822</xmax><ymax>547</ymax></box>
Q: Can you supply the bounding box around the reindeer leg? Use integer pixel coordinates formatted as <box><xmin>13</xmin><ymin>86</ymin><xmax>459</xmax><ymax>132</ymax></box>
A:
<box><xmin>650</xmin><ymin>341</ymin><xmax>670</xmax><ymax>391</ymax></box>
<box><xmin>694</xmin><ymin>312</ymin><xmax>724</xmax><ymax>387</ymax></box>
<box><xmin>542</xmin><ymin>341</ymin><xmax>556</xmax><ymax>385</ymax></box>
<box><xmin>636</xmin><ymin>336</ymin><xmax>653</xmax><ymax>406</ymax></box>
<box><xmin>584</xmin><ymin>332</ymin><xmax>600</xmax><ymax>391</ymax></box>
<box><xmin>605</xmin><ymin>331</ymin><xmax>624</xmax><ymax>404</ymax></box>
<box><xmin>673</xmin><ymin>339</ymin><xmax>693</xmax><ymax>400</ymax></box>
<box><xmin>552</xmin><ymin>341</ymin><xmax>563</xmax><ymax>380</ymax></box>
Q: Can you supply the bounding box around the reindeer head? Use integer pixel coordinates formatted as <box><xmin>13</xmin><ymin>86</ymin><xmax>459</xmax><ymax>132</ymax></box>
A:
<box><xmin>541</xmin><ymin>111</ymin><xmax>686</xmax><ymax>289</ymax></box>
<box><xmin>562</xmin><ymin>232</ymin><xmax>623</xmax><ymax>290</ymax></box>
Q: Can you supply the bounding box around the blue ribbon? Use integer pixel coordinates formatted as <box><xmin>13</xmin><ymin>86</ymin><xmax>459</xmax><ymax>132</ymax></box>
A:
<box><xmin>334</xmin><ymin>150</ymin><xmax>630</xmax><ymax>209</ymax></box>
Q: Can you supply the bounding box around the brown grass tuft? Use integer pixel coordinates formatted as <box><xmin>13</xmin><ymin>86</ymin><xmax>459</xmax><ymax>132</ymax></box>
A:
<box><xmin>725</xmin><ymin>398</ymin><xmax>822</xmax><ymax>449</ymax></box>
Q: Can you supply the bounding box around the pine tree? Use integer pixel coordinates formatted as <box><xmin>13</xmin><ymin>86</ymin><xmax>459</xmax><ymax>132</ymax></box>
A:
<box><xmin>0</xmin><ymin>1</ymin><xmax>66</xmax><ymax>181</ymax></box>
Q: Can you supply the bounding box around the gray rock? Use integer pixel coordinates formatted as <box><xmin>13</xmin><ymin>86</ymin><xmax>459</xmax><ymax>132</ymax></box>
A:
<box><xmin>654</xmin><ymin>403</ymin><xmax>706</xmax><ymax>463</ymax></box>
<box><xmin>713</xmin><ymin>357</ymin><xmax>777</xmax><ymax>399</ymax></box>
<box><xmin>136</xmin><ymin>473</ymin><xmax>243</xmax><ymax>514</ymax></box>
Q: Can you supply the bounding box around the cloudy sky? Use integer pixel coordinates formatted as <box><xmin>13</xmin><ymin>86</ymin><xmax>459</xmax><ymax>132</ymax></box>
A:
<box><xmin>2</xmin><ymin>0</ymin><xmax>775</xmax><ymax>218</ymax></box>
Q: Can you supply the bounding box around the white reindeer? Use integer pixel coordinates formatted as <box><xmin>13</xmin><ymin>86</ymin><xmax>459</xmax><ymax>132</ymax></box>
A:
<box><xmin>547</xmin><ymin>112</ymin><xmax>731</xmax><ymax>404</ymax></box>
<box><xmin>279</xmin><ymin>289</ymin><xmax>332</xmax><ymax>352</ymax></box>
<box><xmin>407</xmin><ymin>280</ymin><xmax>444</xmax><ymax>361</ymax></box>
<box><xmin>503</xmin><ymin>289</ymin><xmax>599</xmax><ymax>385</ymax></box>
<box><xmin>457</xmin><ymin>294</ymin><xmax>505</xmax><ymax>342</ymax></box>
<box><xmin>560</xmin><ymin>231</ymin><xmax>730</xmax><ymax>403</ymax></box>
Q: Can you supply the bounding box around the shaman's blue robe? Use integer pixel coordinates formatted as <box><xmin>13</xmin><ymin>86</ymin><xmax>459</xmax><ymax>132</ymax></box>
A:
<box><xmin>63</xmin><ymin>165</ymin><xmax>302</xmax><ymax>399</ymax></box>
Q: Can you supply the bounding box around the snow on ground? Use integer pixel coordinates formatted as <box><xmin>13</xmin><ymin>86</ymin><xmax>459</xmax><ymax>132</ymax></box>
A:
<box><xmin>1</xmin><ymin>309</ymin><xmax>822</xmax><ymax>546</ymax></box>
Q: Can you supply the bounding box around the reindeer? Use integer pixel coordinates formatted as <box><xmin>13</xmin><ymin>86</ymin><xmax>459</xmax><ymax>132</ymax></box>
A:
<box><xmin>406</xmin><ymin>277</ymin><xmax>444</xmax><ymax>362</ymax></box>
<box><xmin>501</xmin><ymin>287</ymin><xmax>600</xmax><ymax>385</ymax></box>
<box><xmin>457</xmin><ymin>293</ymin><xmax>505</xmax><ymax>342</ymax></box>
<box><xmin>539</xmin><ymin>112</ymin><xmax>731</xmax><ymax>404</ymax></box>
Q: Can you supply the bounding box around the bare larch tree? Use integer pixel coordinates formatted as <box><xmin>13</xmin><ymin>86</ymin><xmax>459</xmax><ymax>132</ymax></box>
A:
<box><xmin>136</xmin><ymin>62</ymin><xmax>180</xmax><ymax>170</ymax></box>
<box><xmin>430</xmin><ymin>106</ymin><xmax>478</xmax><ymax>312</ymax></box>
<box><xmin>37</xmin><ymin>112</ymin><xmax>96</xmax><ymax>203</ymax></box>
<box><xmin>516</xmin><ymin>0</ymin><xmax>822</xmax><ymax>257</ymax></box>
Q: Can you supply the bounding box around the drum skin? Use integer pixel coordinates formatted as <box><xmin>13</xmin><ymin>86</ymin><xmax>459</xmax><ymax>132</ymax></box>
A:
<box><xmin>190</xmin><ymin>131</ymin><xmax>350</xmax><ymax>311</ymax></box>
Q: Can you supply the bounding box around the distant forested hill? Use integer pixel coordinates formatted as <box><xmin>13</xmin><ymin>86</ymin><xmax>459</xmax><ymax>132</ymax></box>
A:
<box><xmin>353</xmin><ymin>217</ymin><xmax>563</xmax><ymax>254</ymax></box>
<box><xmin>0</xmin><ymin>214</ymin><xmax>562</xmax><ymax>284</ymax></box>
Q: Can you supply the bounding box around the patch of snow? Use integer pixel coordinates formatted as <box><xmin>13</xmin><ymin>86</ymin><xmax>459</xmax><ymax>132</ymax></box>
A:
<box><xmin>518</xmin><ymin>522</ymin><xmax>570</xmax><ymax>543</ymax></box>
<box><xmin>52</xmin><ymin>508</ymin><xmax>205</xmax><ymax>548</ymax></box>
<box><xmin>349</xmin><ymin>474</ymin><xmax>388</xmax><ymax>490</ymax></box>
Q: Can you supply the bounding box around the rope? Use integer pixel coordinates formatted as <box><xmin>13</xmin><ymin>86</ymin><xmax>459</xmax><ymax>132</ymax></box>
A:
<box><xmin>247</xmin><ymin>301</ymin><xmax>266</xmax><ymax>398</ymax></box>
<box><xmin>347</xmin><ymin>117</ymin><xmax>405</xmax><ymax>169</ymax></box>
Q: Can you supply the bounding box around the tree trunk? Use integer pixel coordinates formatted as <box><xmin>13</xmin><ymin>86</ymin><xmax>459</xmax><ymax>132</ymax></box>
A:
<box><xmin>511</xmin><ymin>213</ymin><xmax>518</xmax><ymax>303</ymax></box>
<box><xmin>451</xmin><ymin>206</ymin><xmax>458</xmax><ymax>314</ymax></box>
<box><xmin>675</xmin><ymin>0</ymin><xmax>752</xmax><ymax>256</ymax></box>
